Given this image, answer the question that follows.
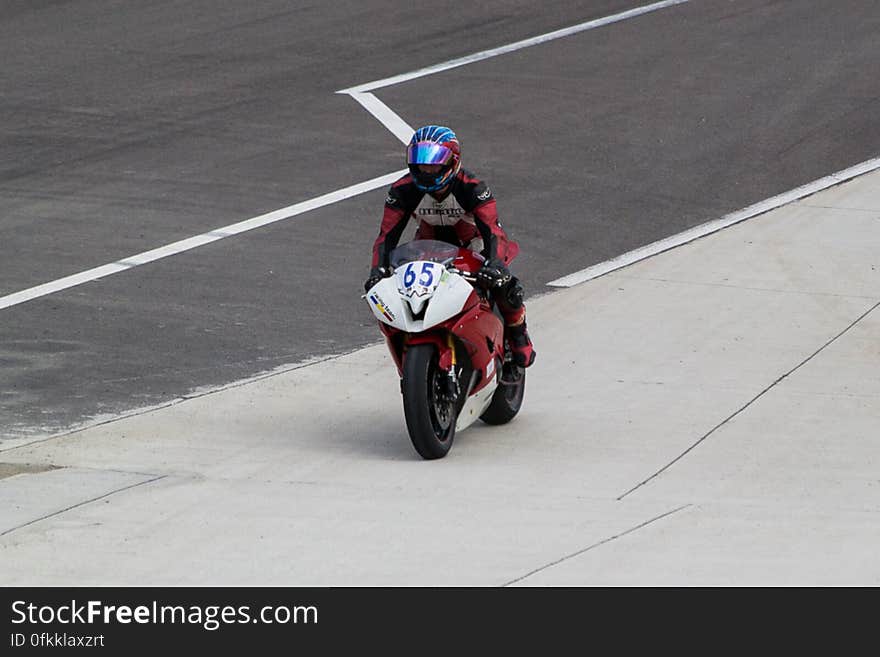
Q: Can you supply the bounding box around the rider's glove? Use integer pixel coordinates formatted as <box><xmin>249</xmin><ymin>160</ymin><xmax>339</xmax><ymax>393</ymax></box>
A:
<box><xmin>364</xmin><ymin>266</ymin><xmax>391</xmax><ymax>292</ymax></box>
<box><xmin>476</xmin><ymin>259</ymin><xmax>511</xmax><ymax>289</ymax></box>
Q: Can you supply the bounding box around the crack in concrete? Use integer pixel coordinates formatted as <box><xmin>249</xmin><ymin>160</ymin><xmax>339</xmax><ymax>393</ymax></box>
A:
<box><xmin>0</xmin><ymin>474</ymin><xmax>167</xmax><ymax>538</ymax></box>
<box><xmin>502</xmin><ymin>504</ymin><xmax>692</xmax><ymax>586</ymax></box>
<box><xmin>618</xmin><ymin>299</ymin><xmax>880</xmax><ymax>500</ymax></box>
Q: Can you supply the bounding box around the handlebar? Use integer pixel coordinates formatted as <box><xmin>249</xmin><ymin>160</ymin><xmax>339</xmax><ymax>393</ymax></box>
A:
<box><xmin>448</xmin><ymin>267</ymin><xmax>477</xmax><ymax>283</ymax></box>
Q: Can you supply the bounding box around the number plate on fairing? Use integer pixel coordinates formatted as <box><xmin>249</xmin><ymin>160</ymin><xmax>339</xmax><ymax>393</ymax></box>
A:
<box><xmin>396</xmin><ymin>260</ymin><xmax>442</xmax><ymax>298</ymax></box>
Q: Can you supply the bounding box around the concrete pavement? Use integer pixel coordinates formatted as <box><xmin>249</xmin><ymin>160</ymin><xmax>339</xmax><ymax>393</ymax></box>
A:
<box><xmin>1</xmin><ymin>169</ymin><xmax>877</xmax><ymax>586</ymax></box>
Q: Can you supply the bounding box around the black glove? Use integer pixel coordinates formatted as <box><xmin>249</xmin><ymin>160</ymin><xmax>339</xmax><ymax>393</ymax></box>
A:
<box><xmin>476</xmin><ymin>259</ymin><xmax>511</xmax><ymax>289</ymax></box>
<box><xmin>363</xmin><ymin>266</ymin><xmax>391</xmax><ymax>292</ymax></box>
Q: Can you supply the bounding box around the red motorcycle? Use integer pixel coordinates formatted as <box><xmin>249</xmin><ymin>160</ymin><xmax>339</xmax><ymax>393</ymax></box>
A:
<box><xmin>364</xmin><ymin>239</ymin><xmax>526</xmax><ymax>459</ymax></box>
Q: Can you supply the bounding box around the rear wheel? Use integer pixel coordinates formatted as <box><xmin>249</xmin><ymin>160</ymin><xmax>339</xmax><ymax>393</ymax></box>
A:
<box><xmin>402</xmin><ymin>344</ymin><xmax>457</xmax><ymax>459</ymax></box>
<box><xmin>480</xmin><ymin>356</ymin><xmax>526</xmax><ymax>425</ymax></box>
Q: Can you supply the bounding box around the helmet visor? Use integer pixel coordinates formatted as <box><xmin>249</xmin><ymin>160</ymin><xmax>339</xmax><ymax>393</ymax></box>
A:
<box><xmin>407</xmin><ymin>142</ymin><xmax>454</xmax><ymax>166</ymax></box>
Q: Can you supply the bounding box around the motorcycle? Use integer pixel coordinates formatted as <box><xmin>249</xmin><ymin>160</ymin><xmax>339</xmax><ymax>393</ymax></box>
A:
<box><xmin>364</xmin><ymin>239</ymin><xmax>526</xmax><ymax>459</ymax></box>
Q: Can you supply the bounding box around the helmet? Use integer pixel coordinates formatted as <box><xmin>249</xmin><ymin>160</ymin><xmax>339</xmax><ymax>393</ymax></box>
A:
<box><xmin>407</xmin><ymin>125</ymin><xmax>461</xmax><ymax>193</ymax></box>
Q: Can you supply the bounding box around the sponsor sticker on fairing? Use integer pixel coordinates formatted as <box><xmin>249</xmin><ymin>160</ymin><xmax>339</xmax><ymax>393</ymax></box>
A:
<box><xmin>369</xmin><ymin>293</ymin><xmax>396</xmax><ymax>321</ymax></box>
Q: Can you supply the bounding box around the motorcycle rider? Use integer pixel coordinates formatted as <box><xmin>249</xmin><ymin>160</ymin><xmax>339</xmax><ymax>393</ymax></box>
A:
<box><xmin>364</xmin><ymin>124</ymin><xmax>535</xmax><ymax>367</ymax></box>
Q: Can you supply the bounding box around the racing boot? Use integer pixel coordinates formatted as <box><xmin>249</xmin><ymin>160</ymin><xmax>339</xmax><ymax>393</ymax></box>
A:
<box><xmin>505</xmin><ymin>319</ymin><xmax>536</xmax><ymax>368</ymax></box>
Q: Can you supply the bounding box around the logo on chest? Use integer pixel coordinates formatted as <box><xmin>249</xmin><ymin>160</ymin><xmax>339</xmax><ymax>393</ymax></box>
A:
<box><xmin>417</xmin><ymin>199</ymin><xmax>465</xmax><ymax>225</ymax></box>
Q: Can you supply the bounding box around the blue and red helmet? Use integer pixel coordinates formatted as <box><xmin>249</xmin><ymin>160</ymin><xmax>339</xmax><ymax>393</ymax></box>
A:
<box><xmin>407</xmin><ymin>125</ymin><xmax>461</xmax><ymax>192</ymax></box>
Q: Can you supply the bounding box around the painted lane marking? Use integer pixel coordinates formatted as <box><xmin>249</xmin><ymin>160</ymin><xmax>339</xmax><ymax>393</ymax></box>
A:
<box><xmin>338</xmin><ymin>0</ymin><xmax>691</xmax><ymax>94</ymax></box>
<box><xmin>2</xmin><ymin>1</ymin><xmax>694</xmax><ymax>313</ymax></box>
<box><xmin>333</xmin><ymin>0</ymin><xmax>880</xmax><ymax>291</ymax></box>
<box><xmin>0</xmin><ymin>169</ymin><xmax>407</xmax><ymax>311</ymax></box>
<box><xmin>346</xmin><ymin>92</ymin><xmax>414</xmax><ymax>145</ymax></box>
<box><xmin>547</xmin><ymin>157</ymin><xmax>880</xmax><ymax>287</ymax></box>
<box><xmin>337</xmin><ymin>0</ymin><xmax>691</xmax><ymax>142</ymax></box>
<box><xmin>335</xmin><ymin>0</ymin><xmax>880</xmax><ymax>291</ymax></box>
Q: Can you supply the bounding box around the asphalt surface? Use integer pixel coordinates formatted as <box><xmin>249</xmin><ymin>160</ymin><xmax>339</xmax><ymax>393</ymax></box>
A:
<box><xmin>2</xmin><ymin>0</ymin><xmax>879</xmax><ymax>438</ymax></box>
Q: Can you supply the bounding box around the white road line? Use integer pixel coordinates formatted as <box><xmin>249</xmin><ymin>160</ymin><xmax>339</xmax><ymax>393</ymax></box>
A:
<box><xmin>8</xmin><ymin>0</ymin><xmax>856</xmax><ymax>310</ymax></box>
<box><xmin>344</xmin><ymin>92</ymin><xmax>414</xmax><ymax>145</ymax></box>
<box><xmin>337</xmin><ymin>0</ymin><xmax>691</xmax><ymax>95</ymax></box>
<box><xmin>2</xmin><ymin>1</ymin><xmax>693</xmax><ymax>312</ymax></box>
<box><xmin>0</xmin><ymin>169</ymin><xmax>407</xmax><ymax>311</ymax></box>
<box><xmin>547</xmin><ymin>157</ymin><xmax>880</xmax><ymax>287</ymax></box>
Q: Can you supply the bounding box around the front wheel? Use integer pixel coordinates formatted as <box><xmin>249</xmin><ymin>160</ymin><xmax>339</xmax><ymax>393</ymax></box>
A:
<box><xmin>480</xmin><ymin>359</ymin><xmax>526</xmax><ymax>425</ymax></box>
<box><xmin>402</xmin><ymin>344</ymin><xmax>457</xmax><ymax>459</ymax></box>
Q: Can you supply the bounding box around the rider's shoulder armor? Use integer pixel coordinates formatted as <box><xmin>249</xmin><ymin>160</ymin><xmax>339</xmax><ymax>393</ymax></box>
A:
<box><xmin>386</xmin><ymin>175</ymin><xmax>426</xmax><ymax>214</ymax></box>
<box><xmin>451</xmin><ymin>168</ymin><xmax>494</xmax><ymax>212</ymax></box>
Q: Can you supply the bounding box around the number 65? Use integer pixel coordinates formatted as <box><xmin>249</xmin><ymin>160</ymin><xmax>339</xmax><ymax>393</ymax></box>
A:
<box><xmin>404</xmin><ymin>262</ymin><xmax>435</xmax><ymax>287</ymax></box>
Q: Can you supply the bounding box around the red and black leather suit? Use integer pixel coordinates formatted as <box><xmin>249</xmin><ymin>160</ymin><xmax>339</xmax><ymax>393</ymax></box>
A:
<box><xmin>370</xmin><ymin>168</ymin><xmax>526</xmax><ymax>327</ymax></box>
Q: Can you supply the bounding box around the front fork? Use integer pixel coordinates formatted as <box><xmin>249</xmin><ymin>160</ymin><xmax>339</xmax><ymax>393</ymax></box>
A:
<box><xmin>442</xmin><ymin>333</ymin><xmax>460</xmax><ymax>401</ymax></box>
<box><xmin>403</xmin><ymin>331</ymin><xmax>460</xmax><ymax>402</ymax></box>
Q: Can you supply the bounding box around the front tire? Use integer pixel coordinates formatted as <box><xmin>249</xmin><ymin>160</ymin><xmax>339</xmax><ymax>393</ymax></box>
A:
<box><xmin>402</xmin><ymin>344</ymin><xmax>456</xmax><ymax>459</ymax></box>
